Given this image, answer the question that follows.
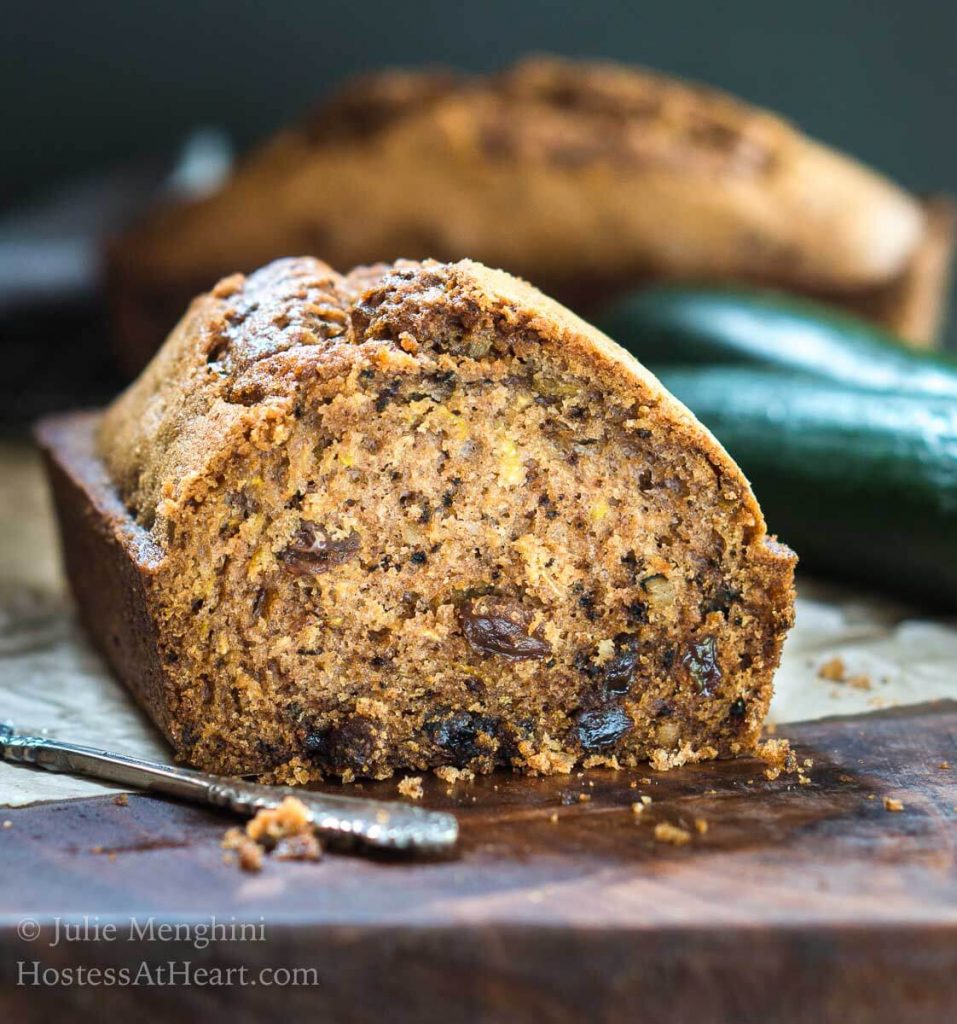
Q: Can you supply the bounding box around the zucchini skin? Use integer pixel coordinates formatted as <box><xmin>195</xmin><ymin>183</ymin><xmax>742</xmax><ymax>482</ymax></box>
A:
<box><xmin>658</xmin><ymin>368</ymin><xmax>957</xmax><ymax>610</ymax></box>
<box><xmin>599</xmin><ymin>286</ymin><xmax>957</xmax><ymax>399</ymax></box>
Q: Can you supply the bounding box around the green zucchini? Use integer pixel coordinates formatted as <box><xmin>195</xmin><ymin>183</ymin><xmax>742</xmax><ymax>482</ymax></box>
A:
<box><xmin>657</xmin><ymin>367</ymin><xmax>957</xmax><ymax>610</ymax></box>
<box><xmin>599</xmin><ymin>286</ymin><xmax>957</xmax><ymax>399</ymax></box>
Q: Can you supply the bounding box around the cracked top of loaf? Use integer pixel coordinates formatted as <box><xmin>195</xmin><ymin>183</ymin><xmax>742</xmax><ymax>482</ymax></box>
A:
<box><xmin>99</xmin><ymin>256</ymin><xmax>768</xmax><ymax>543</ymax></box>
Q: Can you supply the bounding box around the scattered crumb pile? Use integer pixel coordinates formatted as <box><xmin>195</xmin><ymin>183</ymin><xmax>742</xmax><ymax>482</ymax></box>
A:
<box><xmin>222</xmin><ymin>796</ymin><xmax>322</xmax><ymax>872</ymax></box>
<box><xmin>757</xmin><ymin>737</ymin><xmax>812</xmax><ymax>784</ymax></box>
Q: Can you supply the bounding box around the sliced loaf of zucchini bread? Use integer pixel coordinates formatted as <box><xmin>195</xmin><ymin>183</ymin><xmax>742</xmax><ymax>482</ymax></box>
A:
<box><xmin>42</xmin><ymin>256</ymin><xmax>796</xmax><ymax>782</ymax></box>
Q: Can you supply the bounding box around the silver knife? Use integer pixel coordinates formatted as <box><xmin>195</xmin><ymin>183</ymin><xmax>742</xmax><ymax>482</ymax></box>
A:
<box><xmin>0</xmin><ymin>722</ymin><xmax>458</xmax><ymax>855</ymax></box>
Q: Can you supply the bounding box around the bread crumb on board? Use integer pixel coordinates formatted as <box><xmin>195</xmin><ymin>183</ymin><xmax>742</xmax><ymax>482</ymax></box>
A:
<box><xmin>434</xmin><ymin>766</ymin><xmax>475</xmax><ymax>784</ymax></box>
<box><xmin>113</xmin><ymin>794</ymin><xmax>129</xmax><ymax>807</ymax></box>
<box><xmin>758</xmin><ymin>737</ymin><xmax>812</xmax><ymax>784</ymax></box>
<box><xmin>398</xmin><ymin>776</ymin><xmax>424</xmax><ymax>800</ymax></box>
<box><xmin>654</xmin><ymin>822</ymin><xmax>693</xmax><ymax>846</ymax></box>
<box><xmin>222</xmin><ymin>830</ymin><xmax>265</xmax><ymax>872</ymax></box>
<box><xmin>222</xmin><ymin>796</ymin><xmax>322</xmax><ymax>872</ymax></box>
<box><xmin>883</xmin><ymin>797</ymin><xmax>905</xmax><ymax>812</ymax></box>
<box><xmin>246</xmin><ymin>795</ymin><xmax>312</xmax><ymax>842</ymax></box>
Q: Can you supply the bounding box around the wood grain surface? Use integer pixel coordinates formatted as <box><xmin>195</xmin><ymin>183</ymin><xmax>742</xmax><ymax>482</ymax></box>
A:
<box><xmin>1</xmin><ymin>702</ymin><xmax>955</xmax><ymax>1023</ymax></box>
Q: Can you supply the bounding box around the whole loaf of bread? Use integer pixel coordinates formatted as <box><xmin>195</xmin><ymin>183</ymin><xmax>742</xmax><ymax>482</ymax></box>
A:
<box><xmin>109</xmin><ymin>57</ymin><xmax>948</xmax><ymax>373</ymax></box>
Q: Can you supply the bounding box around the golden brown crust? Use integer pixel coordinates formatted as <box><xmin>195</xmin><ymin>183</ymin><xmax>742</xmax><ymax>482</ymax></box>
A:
<box><xmin>101</xmin><ymin>257</ymin><xmax>770</xmax><ymax>536</ymax></box>
<box><xmin>108</xmin><ymin>56</ymin><xmax>935</xmax><ymax>372</ymax></box>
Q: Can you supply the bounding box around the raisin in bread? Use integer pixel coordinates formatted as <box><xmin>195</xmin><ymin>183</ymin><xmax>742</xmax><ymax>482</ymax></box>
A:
<box><xmin>42</xmin><ymin>256</ymin><xmax>796</xmax><ymax>782</ymax></box>
<box><xmin>109</xmin><ymin>56</ymin><xmax>946</xmax><ymax>373</ymax></box>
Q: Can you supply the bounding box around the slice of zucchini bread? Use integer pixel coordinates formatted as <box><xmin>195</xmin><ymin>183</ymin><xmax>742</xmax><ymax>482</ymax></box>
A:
<box><xmin>58</xmin><ymin>256</ymin><xmax>796</xmax><ymax>782</ymax></box>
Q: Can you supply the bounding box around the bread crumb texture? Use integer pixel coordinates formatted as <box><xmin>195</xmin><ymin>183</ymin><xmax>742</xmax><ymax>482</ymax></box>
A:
<box><xmin>434</xmin><ymin>765</ymin><xmax>475</xmax><ymax>784</ymax></box>
<box><xmin>817</xmin><ymin>655</ymin><xmax>871</xmax><ymax>690</ymax></box>
<box><xmin>222</xmin><ymin>795</ymin><xmax>321</xmax><ymax>871</ymax></box>
<box><xmin>653</xmin><ymin>822</ymin><xmax>693</xmax><ymax>846</ymax></box>
<box><xmin>398</xmin><ymin>776</ymin><xmax>425</xmax><ymax>800</ymax></box>
<box><xmin>757</xmin><ymin>737</ymin><xmax>811</xmax><ymax>783</ymax></box>
<box><xmin>817</xmin><ymin>656</ymin><xmax>846</xmax><ymax>681</ymax></box>
<box><xmin>99</xmin><ymin>256</ymin><xmax>795</xmax><ymax>783</ymax></box>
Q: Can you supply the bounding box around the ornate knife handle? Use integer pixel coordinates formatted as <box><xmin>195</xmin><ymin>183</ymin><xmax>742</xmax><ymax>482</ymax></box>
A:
<box><xmin>0</xmin><ymin>722</ymin><xmax>458</xmax><ymax>854</ymax></box>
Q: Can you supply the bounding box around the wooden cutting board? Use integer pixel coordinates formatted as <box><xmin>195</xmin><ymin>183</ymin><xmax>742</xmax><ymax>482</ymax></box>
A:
<box><xmin>1</xmin><ymin>702</ymin><xmax>955</xmax><ymax>1023</ymax></box>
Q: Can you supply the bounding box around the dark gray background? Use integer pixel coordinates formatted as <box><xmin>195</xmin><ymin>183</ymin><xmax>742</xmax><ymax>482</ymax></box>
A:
<box><xmin>4</xmin><ymin>0</ymin><xmax>956</xmax><ymax>202</ymax></box>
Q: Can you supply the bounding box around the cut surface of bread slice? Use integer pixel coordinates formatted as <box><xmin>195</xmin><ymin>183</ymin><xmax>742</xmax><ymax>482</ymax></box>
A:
<box><xmin>109</xmin><ymin>56</ymin><xmax>943</xmax><ymax>372</ymax></box>
<box><xmin>43</xmin><ymin>257</ymin><xmax>795</xmax><ymax>782</ymax></box>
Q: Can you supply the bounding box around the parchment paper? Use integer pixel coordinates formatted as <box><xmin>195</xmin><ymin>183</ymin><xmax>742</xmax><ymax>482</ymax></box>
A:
<box><xmin>1</xmin><ymin>442</ymin><xmax>955</xmax><ymax>807</ymax></box>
